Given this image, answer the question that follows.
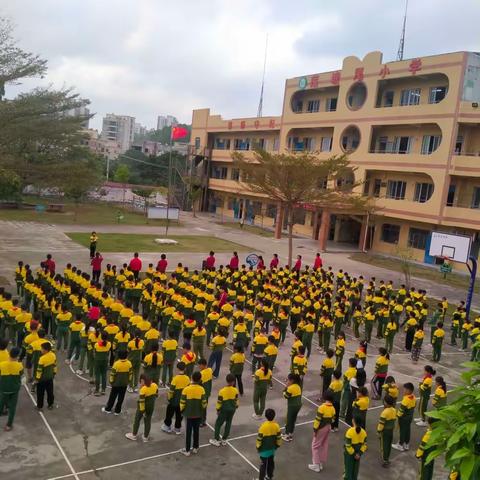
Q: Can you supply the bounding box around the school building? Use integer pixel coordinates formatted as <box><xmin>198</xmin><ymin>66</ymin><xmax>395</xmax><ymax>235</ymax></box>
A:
<box><xmin>189</xmin><ymin>50</ymin><xmax>480</xmax><ymax>270</ymax></box>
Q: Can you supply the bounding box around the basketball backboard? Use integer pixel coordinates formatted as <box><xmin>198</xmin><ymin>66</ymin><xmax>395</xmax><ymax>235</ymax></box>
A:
<box><xmin>429</xmin><ymin>232</ymin><xmax>472</xmax><ymax>264</ymax></box>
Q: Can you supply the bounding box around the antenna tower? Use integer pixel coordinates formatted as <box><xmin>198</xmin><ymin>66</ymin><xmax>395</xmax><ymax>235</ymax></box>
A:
<box><xmin>397</xmin><ymin>0</ymin><xmax>409</xmax><ymax>61</ymax></box>
<box><xmin>257</xmin><ymin>34</ymin><xmax>268</xmax><ymax>117</ymax></box>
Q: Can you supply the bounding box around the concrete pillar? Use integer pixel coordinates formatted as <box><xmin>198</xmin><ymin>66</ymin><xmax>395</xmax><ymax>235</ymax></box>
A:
<box><xmin>318</xmin><ymin>209</ymin><xmax>331</xmax><ymax>252</ymax></box>
<box><xmin>333</xmin><ymin>217</ymin><xmax>341</xmax><ymax>242</ymax></box>
<box><xmin>359</xmin><ymin>220</ymin><xmax>367</xmax><ymax>251</ymax></box>
<box><xmin>312</xmin><ymin>211</ymin><xmax>319</xmax><ymax>239</ymax></box>
<box><xmin>274</xmin><ymin>204</ymin><xmax>284</xmax><ymax>239</ymax></box>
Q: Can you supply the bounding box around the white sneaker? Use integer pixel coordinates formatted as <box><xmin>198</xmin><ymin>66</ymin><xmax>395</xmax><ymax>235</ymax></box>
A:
<box><xmin>161</xmin><ymin>424</ymin><xmax>172</xmax><ymax>433</ymax></box>
<box><xmin>180</xmin><ymin>448</ymin><xmax>190</xmax><ymax>456</ymax></box>
<box><xmin>220</xmin><ymin>439</ymin><xmax>228</xmax><ymax>446</ymax></box>
<box><xmin>125</xmin><ymin>433</ymin><xmax>137</xmax><ymax>441</ymax></box>
<box><xmin>174</xmin><ymin>428</ymin><xmax>182</xmax><ymax>435</ymax></box>
<box><xmin>252</xmin><ymin>413</ymin><xmax>262</xmax><ymax>420</ymax></box>
<box><xmin>416</xmin><ymin>420</ymin><xmax>428</xmax><ymax>427</ymax></box>
<box><xmin>101</xmin><ymin>407</ymin><xmax>112</xmax><ymax>414</ymax></box>
<box><xmin>308</xmin><ymin>464</ymin><xmax>321</xmax><ymax>472</ymax></box>
<box><xmin>392</xmin><ymin>443</ymin><xmax>405</xmax><ymax>452</ymax></box>
<box><xmin>414</xmin><ymin>417</ymin><xmax>422</xmax><ymax>422</ymax></box>
<box><xmin>404</xmin><ymin>444</ymin><xmax>410</xmax><ymax>451</ymax></box>
<box><xmin>127</xmin><ymin>386</ymin><xmax>134</xmax><ymax>393</ymax></box>
<box><xmin>209</xmin><ymin>439</ymin><xmax>221</xmax><ymax>447</ymax></box>
<box><xmin>76</xmin><ymin>370</ymin><xmax>83</xmax><ymax>375</ymax></box>
<box><xmin>281</xmin><ymin>434</ymin><xmax>292</xmax><ymax>442</ymax></box>
<box><xmin>142</xmin><ymin>435</ymin><xmax>150</xmax><ymax>443</ymax></box>
<box><xmin>114</xmin><ymin>412</ymin><xmax>120</xmax><ymax>416</ymax></box>
<box><xmin>192</xmin><ymin>448</ymin><xmax>199</xmax><ymax>454</ymax></box>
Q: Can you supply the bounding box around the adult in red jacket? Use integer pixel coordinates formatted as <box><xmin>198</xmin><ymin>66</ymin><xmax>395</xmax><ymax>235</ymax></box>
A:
<box><xmin>313</xmin><ymin>253</ymin><xmax>323</xmax><ymax>271</ymax></box>
<box><xmin>91</xmin><ymin>252</ymin><xmax>104</xmax><ymax>283</ymax></box>
<box><xmin>129</xmin><ymin>252</ymin><xmax>142</xmax><ymax>280</ymax></box>
<box><xmin>229</xmin><ymin>251</ymin><xmax>239</xmax><ymax>271</ymax></box>
<box><xmin>257</xmin><ymin>255</ymin><xmax>265</xmax><ymax>271</ymax></box>
<box><xmin>293</xmin><ymin>254</ymin><xmax>302</xmax><ymax>272</ymax></box>
<box><xmin>270</xmin><ymin>254</ymin><xmax>279</xmax><ymax>270</ymax></box>
<box><xmin>43</xmin><ymin>254</ymin><xmax>56</xmax><ymax>275</ymax></box>
<box><xmin>157</xmin><ymin>254</ymin><xmax>168</xmax><ymax>273</ymax></box>
<box><xmin>205</xmin><ymin>251</ymin><xmax>215</xmax><ymax>270</ymax></box>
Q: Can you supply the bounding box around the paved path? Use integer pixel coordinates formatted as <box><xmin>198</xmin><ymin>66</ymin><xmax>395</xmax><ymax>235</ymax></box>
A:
<box><xmin>0</xmin><ymin>214</ymin><xmax>476</xmax><ymax>308</ymax></box>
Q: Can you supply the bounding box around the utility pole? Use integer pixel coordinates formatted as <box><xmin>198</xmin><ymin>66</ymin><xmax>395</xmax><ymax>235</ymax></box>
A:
<box><xmin>396</xmin><ymin>0</ymin><xmax>409</xmax><ymax>61</ymax></box>
<box><xmin>257</xmin><ymin>33</ymin><xmax>268</xmax><ymax>117</ymax></box>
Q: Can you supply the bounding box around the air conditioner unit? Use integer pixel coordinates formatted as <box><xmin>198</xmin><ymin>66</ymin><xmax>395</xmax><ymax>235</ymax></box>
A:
<box><xmin>472</xmin><ymin>102</ymin><xmax>479</xmax><ymax>108</ymax></box>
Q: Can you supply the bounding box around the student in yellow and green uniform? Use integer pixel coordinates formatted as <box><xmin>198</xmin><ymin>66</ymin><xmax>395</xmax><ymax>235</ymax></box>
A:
<box><xmin>102</xmin><ymin>350</ymin><xmax>132</xmax><ymax>414</ymax></box>
<box><xmin>127</xmin><ymin>332</ymin><xmax>145</xmax><ymax>392</ymax></box>
<box><xmin>335</xmin><ymin>331</ymin><xmax>346</xmax><ymax>371</ymax></box>
<box><xmin>382</xmin><ymin>376</ymin><xmax>399</xmax><ymax>402</ymax></box>
<box><xmin>351</xmin><ymin>386</ymin><xmax>369</xmax><ymax>429</ymax></box>
<box><xmin>125</xmin><ymin>374</ymin><xmax>158</xmax><ymax>442</ymax></box>
<box><xmin>351</xmin><ymin>306</ymin><xmax>362</xmax><ymax>339</ymax></box>
<box><xmin>383</xmin><ymin>318</ymin><xmax>397</xmax><ymax>354</ymax></box>
<box><xmin>322</xmin><ymin>315</ymin><xmax>334</xmax><ymax>352</ymax></box>
<box><xmin>0</xmin><ymin>346</ymin><xmax>23</xmax><ymax>430</ymax></box>
<box><xmin>205</xmin><ymin>307</ymin><xmax>220</xmax><ymax>345</ymax></box>
<box><xmin>192</xmin><ymin>322</ymin><xmax>206</xmax><ymax>360</ymax></box>
<box><xmin>67</xmin><ymin>314</ymin><xmax>85</xmax><ymax>363</ymax></box>
<box><xmin>363</xmin><ymin>308</ymin><xmax>375</xmax><ymax>343</ymax></box>
<box><xmin>340</xmin><ymin>358</ymin><xmax>357</xmax><ymax>418</ymax></box>
<box><xmin>161</xmin><ymin>361</ymin><xmax>190</xmax><ymax>434</ymax></box>
<box><xmin>256</xmin><ymin>408</ymin><xmax>282</xmax><ymax>480</ymax></box>
<box><xmin>372</xmin><ymin>348</ymin><xmax>389</xmax><ymax>399</ymax></box>
<box><xmin>142</xmin><ymin>343</ymin><xmax>163</xmax><ymax>385</ymax></box>
<box><xmin>113</xmin><ymin>325</ymin><xmax>131</xmax><ymax>359</ymax></box>
<box><xmin>209</xmin><ymin>373</ymin><xmax>239</xmax><ymax>446</ymax></box>
<box><xmin>376</xmin><ymin>394</ymin><xmax>397</xmax><ymax>467</ymax></box>
<box><xmin>264</xmin><ymin>335</ymin><xmax>279</xmax><ymax>377</ymax></box>
<box><xmin>179</xmin><ymin>370</ymin><xmax>207</xmax><ymax>456</ymax></box>
<box><xmin>343</xmin><ymin>416</ymin><xmax>367</xmax><ymax>480</ymax></box>
<box><xmin>431</xmin><ymin>376</ymin><xmax>447</xmax><ymax>411</ymax></box>
<box><xmin>180</xmin><ymin>343</ymin><xmax>196</xmax><ymax>378</ymax></box>
<box><xmin>22</xmin><ymin>321</ymin><xmax>39</xmax><ymax>379</ymax></box>
<box><xmin>392</xmin><ymin>382</ymin><xmax>416</xmax><ymax>452</ymax></box>
<box><xmin>411</xmin><ymin>327</ymin><xmax>424</xmax><ymax>363</ymax></box>
<box><xmin>432</xmin><ymin>322</ymin><xmax>445</xmax><ymax>362</ymax></box>
<box><xmin>35</xmin><ymin>342</ymin><xmax>57</xmax><ymax>410</ymax></box>
<box><xmin>327</xmin><ymin>370</ymin><xmax>343</xmax><ymax>432</ymax></box>
<box><xmin>281</xmin><ymin>373</ymin><xmax>302</xmax><ymax>442</ymax></box>
<box><xmin>320</xmin><ymin>349</ymin><xmax>335</xmax><ymax>395</ymax></box>
<box><xmin>94</xmin><ymin>332</ymin><xmax>111</xmax><ymax>396</ymax></box>
<box><xmin>450</xmin><ymin>310</ymin><xmax>461</xmax><ymax>346</ymax></box>
<box><xmin>55</xmin><ymin>307</ymin><xmax>72</xmax><ymax>352</ymax></box>
<box><xmin>232</xmin><ymin>317</ymin><xmax>249</xmax><ymax>350</ymax></box>
<box><xmin>87</xmin><ymin>327</ymin><xmax>100</xmax><ymax>383</ymax></box>
<box><xmin>461</xmin><ymin>319</ymin><xmax>472</xmax><ymax>351</ymax></box>
<box><xmin>229</xmin><ymin>344</ymin><xmax>245</xmax><ymax>396</ymax></box>
<box><xmin>252</xmin><ymin>360</ymin><xmax>272</xmax><ymax>419</ymax></box>
<box><xmin>161</xmin><ymin>331</ymin><xmax>178</xmax><ymax>386</ymax></box>
<box><xmin>415</xmin><ymin>418</ymin><xmax>435</xmax><ymax>480</ymax></box>
<box><xmin>198</xmin><ymin>358</ymin><xmax>213</xmax><ymax>425</ymax></box>
<box><xmin>300</xmin><ymin>317</ymin><xmax>315</xmax><ymax>358</ymax></box>
<box><xmin>416</xmin><ymin>365</ymin><xmax>435</xmax><ymax>426</ymax></box>
<box><xmin>143</xmin><ymin>325</ymin><xmax>160</xmax><ymax>354</ymax></box>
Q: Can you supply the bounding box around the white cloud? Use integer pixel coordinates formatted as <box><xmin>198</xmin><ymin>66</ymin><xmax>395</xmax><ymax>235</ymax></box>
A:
<box><xmin>2</xmin><ymin>0</ymin><xmax>479</xmax><ymax>130</ymax></box>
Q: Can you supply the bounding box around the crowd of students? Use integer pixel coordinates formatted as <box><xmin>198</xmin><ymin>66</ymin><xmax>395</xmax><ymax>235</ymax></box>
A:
<box><xmin>0</xmin><ymin>249</ymin><xmax>477</xmax><ymax>480</ymax></box>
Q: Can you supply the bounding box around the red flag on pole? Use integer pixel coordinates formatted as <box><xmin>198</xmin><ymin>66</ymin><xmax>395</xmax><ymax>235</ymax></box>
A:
<box><xmin>171</xmin><ymin>126</ymin><xmax>189</xmax><ymax>140</ymax></box>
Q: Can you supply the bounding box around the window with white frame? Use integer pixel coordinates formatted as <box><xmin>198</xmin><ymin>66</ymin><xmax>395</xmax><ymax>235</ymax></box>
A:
<box><xmin>307</xmin><ymin>100</ymin><xmax>320</xmax><ymax>112</ymax></box>
<box><xmin>421</xmin><ymin>135</ymin><xmax>441</xmax><ymax>154</ymax></box>
<box><xmin>386</xmin><ymin>180</ymin><xmax>406</xmax><ymax>200</ymax></box>
<box><xmin>320</xmin><ymin>137</ymin><xmax>332</xmax><ymax>152</ymax></box>
<box><xmin>413</xmin><ymin>182</ymin><xmax>434</xmax><ymax>203</ymax></box>
<box><xmin>400</xmin><ymin>88</ymin><xmax>421</xmax><ymax>106</ymax></box>
<box><xmin>429</xmin><ymin>86</ymin><xmax>447</xmax><ymax>104</ymax></box>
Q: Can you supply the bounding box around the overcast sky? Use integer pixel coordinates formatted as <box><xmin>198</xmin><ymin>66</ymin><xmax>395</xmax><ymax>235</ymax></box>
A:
<box><xmin>2</xmin><ymin>0</ymin><xmax>480</xmax><ymax>130</ymax></box>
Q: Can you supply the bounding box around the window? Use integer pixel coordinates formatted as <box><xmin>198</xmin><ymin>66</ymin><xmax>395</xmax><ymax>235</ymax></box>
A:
<box><xmin>320</xmin><ymin>137</ymin><xmax>332</xmax><ymax>152</ymax></box>
<box><xmin>377</xmin><ymin>136</ymin><xmax>389</xmax><ymax>153</ymax></box>
<box><xmin>414</xmin><ymin>182</ymin><xmax>434</xmax><ymax>203</ymax></box>
<box><xmin>386</xmin><ymin>180</ymin><xmax>406</xmax><ymax>200</ymax></box>
<box><xmin>194</xmin><ymin>137</ymin><xmax>200</xmax><ymax>149</ymax></box>
<box><xmin>393</xmin><ymin>136</ymin><xmax>412</xmax><ymax>154</ymax></box>
<box><xmin>252</xmin><ymin>138</ymin><xmax>265</xmax><ymax>149</ymax></box>
<box><xmin>211</xmin><ymin>166</ymin><xmax>227</xmax><ymax>179</ymax></box>
<box><xmin>272</xmin><ymin>137</ymin><xmax>280</xmax><ymax>151</ymax></box>
<box><xmin>292</xmin><ymin>100</ymin><xmax>303</xmax><ymax>113</ymax></box>
<box><xmin>421</xmin><ymin>135</ymin><xmax>441</xmax><ymax>154</ymax></box>
<box><xmin>214</xmin><ymin>138</ymin><xmax>230</xmax><ymax>150</ymax></box>
<box><xmin>471</xmin><ymin>187</ymin><xmax>480</xmax><ymax>209</ymax></box>
<box><xmin>231</xmin><ymin>168</ymin><xmax>240</xmax><ymax>181</ymax></box>
<box><xmin>373</xmin><ymin>179</ymin><xmax>382</xmax><ymax>197</ymax></box>
<box><xmin>400</xmin><ymin>88</ymin><xmax>421</xmax><ymax>106</ymax></box>
<box><xmin>291</xmin><ymin>137</ymin><xmax>314</xmax><ymax>151</ymax></box>
<box><xmin>266</xmin><ymin>204</ymin><xmax>277</xmax><ymax>218</ymax></box>
<box><xmin>234</xmin><ymin>138</ymin><xmax>250</xmax><ymax>150</ymax></box>
<box><xmin>326</xmin><ymin>98</ymin><xmax>337</xmax><ymax>111</ymax></box>
<box><xmin>381</xmin><ymin>223</ymin><xmax>400</xmax><ymax>244</ymax></box>
<box><xmin>455</xmin><ymin>135</ymin><xmax>463</xmax><ymax>154</ymax></box>
<box><xmin>307</xmin><ymin>100</ymin><xmax>320</xmax><ymax>112</ymax></box>
<box><xmin>446</xmin><ymin>184</ymin><xmax>456</xmax><ymax>206</ymax></box>
<box><xmin>252</xmin><ymin>201</ymin><xmax>263</xmax><ymax>215</ymax></box>
<box><xmin>384</xmin><ymin>91</ymin><xmax>394</xmax><ymax>107</ymax></box>
<box><xmin>429</xmin><ymin>86</ymin><xmax>447</xmax><ymax>104</ymax></box>
<box><xmin>408</xmin><ymin>228</ymin><xmax>429</xmax><ymax>250</ymax></box>
<box><xmin>362</xmin><ymin>179</ymin><xmax>370</xmax><ymax>196</ymax></box>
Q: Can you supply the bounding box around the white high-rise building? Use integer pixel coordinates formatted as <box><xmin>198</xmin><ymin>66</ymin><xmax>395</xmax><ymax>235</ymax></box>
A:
<box><xmin>134</xmin><ymin>122</ymin><xmax>147</xmax><ymax>137</ymax></box>
<box><xmin>157</xmin><ymin>114</ymin><xmax>177</xmax><ymax>130</ymax></box>
<box><xmin>66</xmin><ymin>106</ymin><xmax>90</xmax><ymax>128</ymax></box>
<box><xmin>101</xmin><ymin>114</ymin><xmax>135</xmax><ymax>153</ymax></box>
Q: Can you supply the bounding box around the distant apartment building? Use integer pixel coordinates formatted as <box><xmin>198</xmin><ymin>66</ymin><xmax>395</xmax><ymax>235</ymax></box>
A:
<box><xmin>157</xmin><ymin>114</ymin><xmax>178</xmax><ymax>130</ymax></box>
<box><xmin>65</xmin><ymin>106</ymin><xmax>90</xmax><ymax>128</ymax></box>
<box><xmin>101</xmin><ymin>114</ymin><xmax>135</xmax><ymax>152</ymax></box>
<box><xmin>191</xmin><ymin>50</ymin><xmax>480</xmax><ymax>271</ymax></box>
<box><xmin>134</xmin><ymin>122</ymin><xmax>147</xmax><ymax>137</ymax></box>
<box><xmin>83</xmin><ymin>129</ymin><xmax>122</xmax><ymax>161</ymax></box>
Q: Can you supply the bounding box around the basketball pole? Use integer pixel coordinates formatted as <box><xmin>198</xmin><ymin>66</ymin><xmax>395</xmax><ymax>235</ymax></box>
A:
<box><xmin>465</xmin><ymin>256</ymin><xmax>477</xmax><ymax>320</ymax></box>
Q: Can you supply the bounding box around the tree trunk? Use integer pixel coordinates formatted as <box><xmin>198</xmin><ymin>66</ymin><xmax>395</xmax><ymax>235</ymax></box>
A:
<box><xmin>287</xmin><ymin>207</ymin><xmax>294</xmax><ymax>267</ymax></box>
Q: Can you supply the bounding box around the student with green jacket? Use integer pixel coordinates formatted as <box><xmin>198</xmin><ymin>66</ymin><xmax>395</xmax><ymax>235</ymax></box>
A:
<box><xmin>0</xmin><ymin>346</ymin><xmax>23</xmax><ymax>430</ymax></box>
<box><xmin>102</xmin><ymin>350</ymin><xmax>132</xmax><ymax>414</ymax></box>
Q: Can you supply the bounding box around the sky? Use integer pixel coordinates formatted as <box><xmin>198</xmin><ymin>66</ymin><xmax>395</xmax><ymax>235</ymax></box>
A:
<box><xmin>2</xmin><ymin>0</ymin><xmax>480</xmax><ymax>130</ymax></box>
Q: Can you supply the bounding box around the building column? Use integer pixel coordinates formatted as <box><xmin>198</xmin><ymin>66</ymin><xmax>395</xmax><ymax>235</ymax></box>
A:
<box><xmin>333</xmin><ymin>217</ymin><xmax>342</xmax><ymax>242</ymax></box>
<box><xmin>311</xmin><ymin>211</ymin><xmax>319</xmax><ymax>240</ymax></box>
<box><xmin>358</xmin><ymin>219</ymin><xmax>367</xmax><ymax>251</ymax></box>
<box><xmin>274</xmin><ymin>204</ymin><xmax>284</xmax><ymax>239</ymax></box>
<box><xmin>318</xmin><ymin>209</ymin><xmax>331</xmax><ymax>252</ymax></box>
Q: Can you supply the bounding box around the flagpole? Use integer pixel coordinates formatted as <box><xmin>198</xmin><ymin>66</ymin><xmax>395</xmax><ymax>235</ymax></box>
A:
<box><xmin>165</xmin><ymin>128</ymin><xmax>173</xmax><ymax>237</ymax></box>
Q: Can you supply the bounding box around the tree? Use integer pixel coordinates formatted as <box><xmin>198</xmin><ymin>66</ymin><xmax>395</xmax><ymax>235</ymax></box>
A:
<box><xmin>0</xmin><ymin>18</ymin><xmax>93</xmax><ymax>190</ymax></box>
<box><xmin>0</xmin><ymin>166</ymin><xmax>21</xmax><ymax>201</ymax></box>
<box><xmin>396</xmin><ymin>246</ymin><xmax>415</xmax><ymax>288</ymax></box>
<box><xmin>131</xmin><ymin>187</ymin><xmax>153</xmax><ymax>216</ymax></box>
<box><xmin>114</xmin><ymin>164</ymin><xmax>130</xmax><ymax>207</ymax></box>
<box><xmin>232</xmin><ymin>149</ymin><xmax>368</xmax><ymax>266</ymax></box>
<box><xmin>426</xmin><ymin>358</ymin><xmax>480</xmax><ymax>479</ymax></box>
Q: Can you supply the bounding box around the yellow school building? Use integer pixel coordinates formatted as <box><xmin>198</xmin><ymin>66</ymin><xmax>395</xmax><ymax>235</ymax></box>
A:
<box><xmin>190</xmin><ymin>50</ymin><xmax>480</xmax><ymax>270</ymax></box>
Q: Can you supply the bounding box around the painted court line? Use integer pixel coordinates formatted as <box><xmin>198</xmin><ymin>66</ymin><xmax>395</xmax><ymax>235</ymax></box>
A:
<box><xmin>23</xmin><ymin>385</ymin><xmax>80</xmax><ymax>480</ymax></box>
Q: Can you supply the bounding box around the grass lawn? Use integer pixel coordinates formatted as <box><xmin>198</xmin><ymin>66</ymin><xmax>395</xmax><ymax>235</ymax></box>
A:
<box><xmin>66</xmin><ymin>233</ymin><xmax>250</xmax><ymax>253</ymax></box>
<box><xmin>350</xmin><ymin>252</ymin><xmax>480</xmax><ymax>295</ymax></box>
<box><xmin>0</xmin><ymin>199</ymin><xmax>180</xmax><ymax>226</ymax></box>
<box><xmin>217</xmin><ymin>221</ymin><xmax>274</xmax><ymax>237</ymax></box>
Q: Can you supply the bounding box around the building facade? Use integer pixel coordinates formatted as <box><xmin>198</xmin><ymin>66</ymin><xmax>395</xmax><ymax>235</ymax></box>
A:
<box><xmin>190</xmin><ymin>50</ymin><xmax>480</xmax><ymax>270</ymax></box>
<box><xmin>83</xmin><ymin>129</ymin><xmax>122</xmax><ymax>161</ymax></box>
<box><xmin>101</xmin><ymin>114</ymin><xmax>135</xmax><ymax>153</ymax></box>
<box><xmin>157</xmin><ymin>115</ymin><xmax>178</xmax><ymax>130</ymax></box>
